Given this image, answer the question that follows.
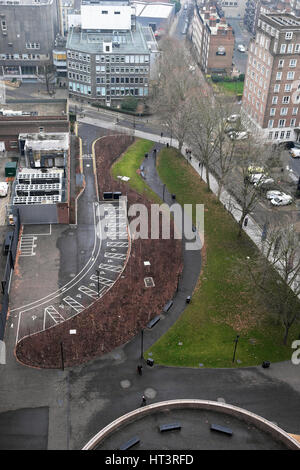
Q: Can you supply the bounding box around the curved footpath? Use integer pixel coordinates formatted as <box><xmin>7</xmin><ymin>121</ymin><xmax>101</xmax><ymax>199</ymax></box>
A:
<box><xmin>0</xmin><ymin>122</ymin><xmax>299</xmax><ymax>450</ymax></box>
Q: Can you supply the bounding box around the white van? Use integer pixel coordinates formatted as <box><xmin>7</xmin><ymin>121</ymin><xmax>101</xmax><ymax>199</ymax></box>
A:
<box><xmin>290</xmin><ymin>148</ymin><xmax>300</xmax><ymax>158</ymax></box>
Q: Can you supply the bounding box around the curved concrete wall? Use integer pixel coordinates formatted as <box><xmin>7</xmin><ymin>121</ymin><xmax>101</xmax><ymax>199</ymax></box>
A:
<box><xmin>82</xmin><ymin>399</ymin><xmax>300</xmax><ymax>450</ymax></box>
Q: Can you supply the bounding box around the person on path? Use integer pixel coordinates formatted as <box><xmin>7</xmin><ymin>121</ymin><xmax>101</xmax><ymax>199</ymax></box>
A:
<box><xmin>137</xmin><ymin>365</ymin><xmax>143</xmax><ymax>376</ymax></box>
<box><xmin>141</xmin><ymin>395</ymin><xmax>147</xmax><ymax>406</ymax></box>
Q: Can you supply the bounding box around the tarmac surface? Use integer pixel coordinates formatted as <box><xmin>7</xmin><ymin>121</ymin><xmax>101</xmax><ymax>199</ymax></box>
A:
<box><xmin>0</xmin><ymin>124</ymin><xmax>300</xmax><ymax>450</ymax></box>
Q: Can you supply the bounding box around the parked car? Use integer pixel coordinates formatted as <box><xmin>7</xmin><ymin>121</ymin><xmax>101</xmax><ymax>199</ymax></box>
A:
<box><xmin>290</xmin><ymin>148</ymin><xmax>300</xmax><ymax>158</ymax></box>
<box><xmin>254</xmin><ymin>176</ymin><xmax>275</xmax><ymax>187</ymax></box>
<box><xmin>237</xmin><ymin>44</ymin><xmax>246</xmax><ymax>52</ymax></box>
<box><xmin>0</xmin><ymin>182</ymin><xmax>8</xmax><ymax>197</ymax></box>
<box><xmin>266</xmin><ymin>190</ymin><xmax>286</xmax><ymax>200</ymax></box>
<box><xmin>229</xmin><ymin>131</ymin><xmax>249</xmax><ymax>140</ymax></box>
<box><xmin>270</xmin><ymin>195</ymin><xmax>293</xmax><ymax>206</ymax></box>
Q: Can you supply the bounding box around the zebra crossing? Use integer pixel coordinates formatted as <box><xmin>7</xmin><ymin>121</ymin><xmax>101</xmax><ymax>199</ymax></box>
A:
<box><xmin>19</xmin><ymin>235</ymin><xmax>37</xmax><ymax>257</ymax></box>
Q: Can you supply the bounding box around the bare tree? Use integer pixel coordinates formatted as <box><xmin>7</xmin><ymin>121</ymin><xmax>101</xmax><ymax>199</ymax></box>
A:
<box><xmin>150</xmin><ymin>37</ymin><xmax>197</xmax><ymax>152</ymax></box>
<box><xmin>186</xmin><ymin>93</ymin><xmax>218</xmax><ymax>191</ymax></box>
<box><xmin>229</xmin><ymin>138</ymin><xmax>278</xmax><ymax>236</ymax></box>
<box><xmin>245</xmin><ymin>224</ymin><xmax>300</xmax><ymax>345</ymax></box>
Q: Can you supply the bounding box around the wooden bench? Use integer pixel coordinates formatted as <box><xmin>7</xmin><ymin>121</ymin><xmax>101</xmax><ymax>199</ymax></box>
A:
<box><xmin>210</xmin><ymin>424</ymin><xmax>233</xmax><ymax>436</ymax></box>
<box><xmin>159</xmin><ymin>423</ymin><xmax>181</xmax><ymax>433</ymax></box>
<box><xmin>147</xmin><ymin>315</ymin><xmax>160</xmax><ymax>329</ymax></box>
<box><xmin>163</xmin><ymin>300</ymin><xmax>173</xmax><ymax>313</ymax></box>
<box><xmin>119</xmin><ymin>436</ymin><xmax>140</xmax><ymax>450</ymax></box>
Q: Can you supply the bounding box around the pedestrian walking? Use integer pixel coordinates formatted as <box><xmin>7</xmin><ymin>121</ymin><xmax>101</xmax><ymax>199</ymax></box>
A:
<box><xmin>244</xmin><ymin>217</ymin><xmax>248</xmax><ymax>227</ymax></box>
<box><xmin>160</xmin><ymin>132</ymin><xmax>163</xmax><ymax>138</ymax></box>
<box><xmin>137</xmin><ymin>364</ymin><xmax>143</xmax><ymax>376</ymax></box>
<box><xmin>141</xmin><ymin>395</ymin><xmax>147</xmax><ymax>406</ymax></box>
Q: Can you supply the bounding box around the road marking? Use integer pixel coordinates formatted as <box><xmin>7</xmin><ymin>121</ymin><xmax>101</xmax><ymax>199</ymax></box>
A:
<box><xmin>63</xmin><ymin>296</ymin><xmax>85</xmax><ymax>313</ymax></box>
<box><xmin>104</xmin><ymin>252</ymin><xmax>127</xmax><ymax>260</ymax></box>
<box><xmin>98</xmin><ymin>263</ymin><xmax>123</xmax><ymax>273</ymax></box>
<box><xmin>90</xmin><ymin>274</ymin><xmax>114</xmax><ymax>287</ymax></box>
<box><xmin>107</xmin><ymin>241</ymin><xmax>128</xmax><ymax>247</ymax></box>
<box><xmin>45</xmin><ymin>305</ymin><xmax>65</xmax><ymax>325</ymax></box>
<box><xmin>78</xmin><ymin>285</ymin><xmax>106</xmax><ymax>299</ymax></box>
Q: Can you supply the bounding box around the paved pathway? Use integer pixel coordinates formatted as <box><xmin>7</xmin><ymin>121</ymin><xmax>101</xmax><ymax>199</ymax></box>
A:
<box><xmin>0</xmin><ymin>123</ymin><xmax>300</xmax><ymax>450</ymax></box>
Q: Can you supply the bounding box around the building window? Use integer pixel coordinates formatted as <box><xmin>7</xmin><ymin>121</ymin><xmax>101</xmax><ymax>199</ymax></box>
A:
<box><xmin>282</xmin><ymin>96</ymin><xmax>290</xmax><ymax>104</ymax></box>
<box><xmin>285</xmin><ymin>84</ymin><xmax>292</xmax><ymax>92</ymax></box>
<box><xmin>268</xmin><ymin>120</ymin><xmax>274</xmax><ymax>128</ymax></box>
<box><xmin>292</xmin><ymin>107</ymin><xmax>298</xmax><ymax>115</ymax></box>
<box><xmin>291</xmin><ymin>118</ymin><xmax>296</xmax><ymax>127</ymax></box>
<box><xmin>276</xmin><ymin>72</ymin><xmax>282</xmax><ymax>80</ymax></box>
<box><xmin>272</xmin><ymin>96</ymin><xmax>278</xmax><ymax>104</ymax></box>
<box><xmin>268</xmin><ymin>132</ymin><xmax>273</xmax><ymax>139</ymax></box>
<box><xmin>285</xmin><ymin>32</ymin><xmax>293</xmax><ymax>40</ymax></box>
<box><xmin>287</xmin><ymin>71</ymin><xmax>295</xmax><ymax>80</ymax></box>
<box><xmin>289</xmin><ymin>59</ymin><xmax>297</xmax><ymax>68</ymax></box>
<box><xmin>102</xmin><ymin>10</ymin><xmax>108</xmax><ymax>14</ymax></box>
<box><xmin>280</xmin><ymin>108</ymin><xmax>288</xmax><ymax>115</ymax></box>
<box><xmin>280</xmin><ymin>44</ymin><xmax>286</xmax><ymax>53</ymax></box>
<box><xmin>287</xmin><ymin>44</ymin><xmax>293</xmax><ymax>54</ymax></box>
<box><xmin>286</xmin><ymin>131</ymin><xmax>291</xmax><ymax>139</ymax></box>
<box><xmin>279</xmin><ymin>119</ymin><xmax>286</xmax><ymax>127</ymax></box>
<box><xmin>270</xmin><ymin>108</ymin><xmax>276</xmax><ymax>116</ymax></box>
<box><xmin>274</xmin><ymin>84</ymin><xmax>280</xmax><ymax>92</ymax></box>
<box><xmin>278</xmin><ymin>59</ymin><xmax>284</xmax><ymax>68</ymax></box>
<box><xmin>295</xmin><ymin>44</ymin><xmax>300</xmax><ymax>53</ymax></box>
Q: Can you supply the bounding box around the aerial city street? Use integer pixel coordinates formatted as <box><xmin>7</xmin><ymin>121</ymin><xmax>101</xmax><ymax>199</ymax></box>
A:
<box><xmin>0</xmin><ymin>0</ymin><xmax>300</xmax><ymax>456</ymax></box>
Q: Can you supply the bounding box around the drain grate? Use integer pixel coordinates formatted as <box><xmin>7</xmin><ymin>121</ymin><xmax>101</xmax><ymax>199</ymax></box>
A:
<box><xmin>144</xmin><ymin>277</ymin><xmax>155</xmax><ymax>288</ymax></box>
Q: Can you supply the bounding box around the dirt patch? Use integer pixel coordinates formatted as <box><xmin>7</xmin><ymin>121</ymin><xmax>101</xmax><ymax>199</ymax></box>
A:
<box><xmin>15</xmin><ymin>136</ymin><xmax>183</xmax><ymax>368</ymax></box>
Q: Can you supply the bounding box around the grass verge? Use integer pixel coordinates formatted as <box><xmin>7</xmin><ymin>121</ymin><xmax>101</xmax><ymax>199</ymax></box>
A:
<box><xmin>145</xmin><ymin>147</ymin><xmax>298</xmax><ymax>368</ymax></box>
<box><xmin>111</xmin><ymin>138</ymin><xmax>161</xmax><ymax>203</ymax></box>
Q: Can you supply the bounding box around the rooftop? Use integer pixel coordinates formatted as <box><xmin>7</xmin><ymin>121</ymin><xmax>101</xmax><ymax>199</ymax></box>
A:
<box><xmin>0</xmin><ymin>0</ymin><xmax>52</xmax><ymax>5</ymax></box>
<box><xmin>67</xmin><ymin>24</ymin><xmax>152</xmax><ymax>54</ymax></box>
<box><xmin>261</xmin><ymin>12</ymin><xmax>300</xmax><ymax>28</ymax></box>
<box><xmin>133</xmin><ymin>1</ymin><xmax>174</xmax><ymax>18</ymax></box>
<box><xmin>19</xmin><ymin>132</ymin><xmax>69</xmax><ymax>151</ymax></box>
<box><xmin>0</xmin><ymin>99</ymin><xmax>68</xmax><ymax>118</ymax></box>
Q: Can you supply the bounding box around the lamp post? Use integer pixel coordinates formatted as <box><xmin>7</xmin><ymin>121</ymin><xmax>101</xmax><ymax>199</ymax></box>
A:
<box><xmin>96</xmin><ymin>269</ymin><xmax>100</xmax><ymax>297</ymax></box>
<box><xmin>163</xmin><ymin>183</ymin><xmax>166</xmax><ymax>201</ymax></box>
<box><xmin>232</xmin><ymin>335</ymin><xmax>240</xmax><ymax>363</ymax></box>
<box><xmin>141</xmin><ymin>329</ymin><xmax>144</xmax><ymax>360</ymax></box>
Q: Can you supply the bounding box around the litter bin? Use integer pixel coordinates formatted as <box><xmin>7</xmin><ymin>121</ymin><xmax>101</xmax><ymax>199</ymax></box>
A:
<box><xmin>5</xmin><ymin>161</ymin><xmax>17</xmax><ymax>177</ymax></box>
<box><xmin>262</xmin><ymin>361</ymin><xmax>270</xmax><ymax>369</ymax></box>
<box><xmin>147</xmin><ymin>358</ymin><xmax>154</xmax><ymax>367</ymax></box>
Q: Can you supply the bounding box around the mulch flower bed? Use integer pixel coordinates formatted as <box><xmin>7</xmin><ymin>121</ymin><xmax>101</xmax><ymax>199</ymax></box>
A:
<box><xmin>15</xmin><ymin>135</ymin><xmax>183</xmax><ymax>368</ymax></box>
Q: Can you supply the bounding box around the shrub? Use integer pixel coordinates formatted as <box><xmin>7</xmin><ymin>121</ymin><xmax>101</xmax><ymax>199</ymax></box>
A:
<box><xmin>121</xmin><ymin>96</ymin><xmax>138</xmax><ymax>112</ymax></box>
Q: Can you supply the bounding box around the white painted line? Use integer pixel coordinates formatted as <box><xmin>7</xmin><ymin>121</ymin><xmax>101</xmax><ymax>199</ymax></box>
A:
<box><xmin>63</xmin><ymin>296</ymin><xmax>85</xmax><ymax>313</ymax></box>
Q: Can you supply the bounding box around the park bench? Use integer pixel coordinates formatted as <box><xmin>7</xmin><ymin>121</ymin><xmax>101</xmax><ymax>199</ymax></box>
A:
<box><xmin>163</xmin><ymin>300</ymin><xmax>173</xmax><ymax>313</ymax></box>
<box><xmin>159</xmin><ymin>423</ymin><xmax>181</xmax><ymax>433</ymax></box>
<box><xmin>147</xmin><ymin>315</ymin><xmax>160</xmax><ymax>329</ymax></box>
<box><xmin>119</xmin><ymin>436</ymin><xmax>140</xmax><ymax>450</ymax></box>
<box><xmin>210</xmin><ymin>424</ymin><xmax>233</xmax><ymax>436</ymax></box>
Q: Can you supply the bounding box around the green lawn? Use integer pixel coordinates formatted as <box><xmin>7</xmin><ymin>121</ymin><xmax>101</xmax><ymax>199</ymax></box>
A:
<box><xmin>144</xmin><ymin>147</ymin><xmax>298</xmax><ymax>368</ymax></box>
<box><xmin>111</xmin><ymin>138</ymin><xmax>161</xmax><ymax>203</ymax></box>
<box><xmin>215</xmin><ymin>81</ymin><xmax>244</xmax><ymax>95</ymax></box>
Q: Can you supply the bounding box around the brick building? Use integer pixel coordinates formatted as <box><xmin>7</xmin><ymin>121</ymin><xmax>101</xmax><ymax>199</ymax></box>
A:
<box><xmin>191</xmin><ymin>4</ymin><xmax>234</xmax><ymax>76</ymax></box>
<box><xmin>241</xmin><ymin>13</ymin><xmax>300</xmax><ymax>143</ymax></box>
<box><xmin>0</xmin><ymin>99</ymin><xmax>69</xmax><ymax>151</ymax></box>
<box><xmin>0</xmin><ymin>0</ymin><xmax>60</xmax><ymax>82</ymax></box>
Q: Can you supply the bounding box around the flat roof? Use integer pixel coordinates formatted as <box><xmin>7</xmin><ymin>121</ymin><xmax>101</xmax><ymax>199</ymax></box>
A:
<box><xmin>20</xmin><ymin>132</ymin><xmax>69</xmax><ymax>151</ymax></box>
<box><xmin>134</xmin><ymin>2</ymin><xmax>174</xmax><ymax>18</ymax></box>
<box><xmin>262</xmin><ymin>13</ymin><xmax>300</xmax><ymax>28</ymax></box>
<box><xmin>1</xmin><ymin>99</ymin><xmax>68</xmax><ymax>117</ymax></box>
<box><xmin>67</xmin><ymin>24</ymin><xmax>151</xmax><ymax>54</ymax></box>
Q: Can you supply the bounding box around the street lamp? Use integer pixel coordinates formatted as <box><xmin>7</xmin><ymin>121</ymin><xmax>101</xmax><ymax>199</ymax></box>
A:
<box><xmin>141</xmin><ymin>329</ymin><xmax>144</xmax><ymax>360</ymax></box>
<box><xmin>96</xmin><ymin>269</ymin><xmax>100</xmax><ymax>297</ymax></box>
<box><xmin>232</xmin><ymin>335</ymin><xmax>240</xmax><ymax>363</ymax></box>
<box><xmin>163</xmin><ymin>183</ymin><xmax>166</xmax><ymax>201</ymax></box>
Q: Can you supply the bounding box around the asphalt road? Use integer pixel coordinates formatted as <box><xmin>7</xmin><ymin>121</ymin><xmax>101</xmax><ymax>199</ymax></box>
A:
<box><xmin>228</xmin><ymin>18</ymin><xmax>252</xmax><ymax>75</ymax></box>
